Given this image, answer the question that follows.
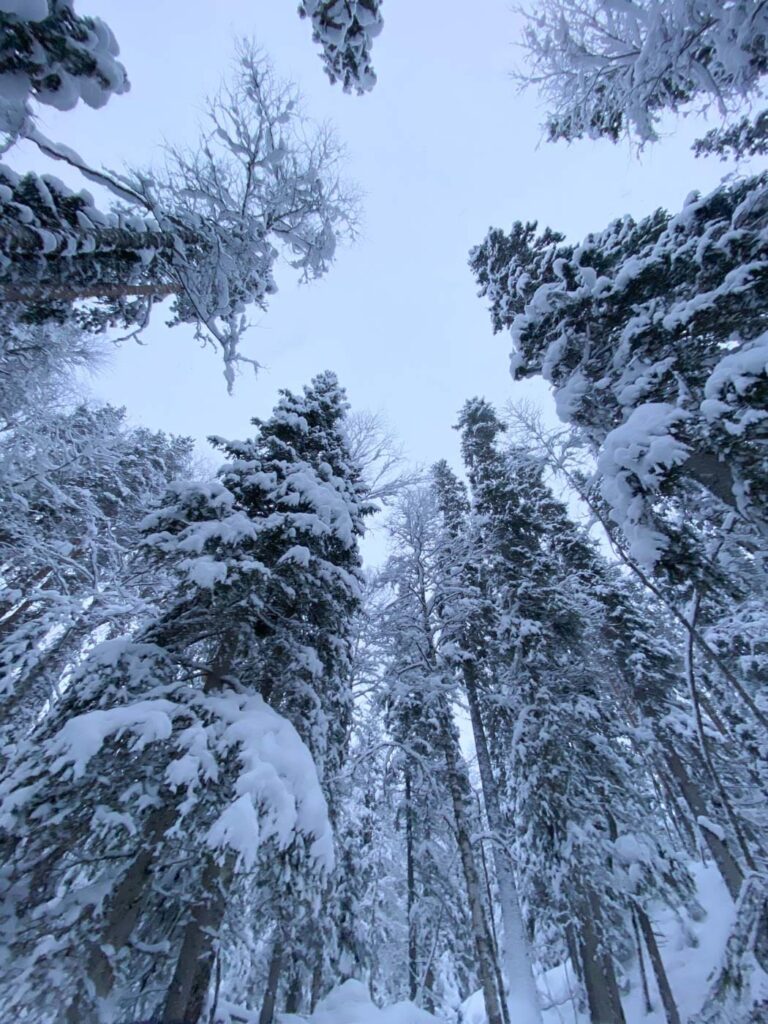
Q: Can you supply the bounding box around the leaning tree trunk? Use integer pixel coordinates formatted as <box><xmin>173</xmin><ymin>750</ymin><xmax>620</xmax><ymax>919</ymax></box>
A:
<box><xmin>577</xmin><ymin>890</ymin><xmax>627</xmax><ymax>1024</ymax></box>
<box><xmin>636</xmin><ymin>906</ymin><xmax>681</xmax><ymax>1024</ymax></box>
<box><xmin>437</xmin><ymin>708</ymin><xmax>505</xmax><ymax>1024</ymax></box>
<box><xmin>65</xmin><ymin>800</ymin><xmax>178</xmax><ymax>1022</ymax></box>
<box><xmin>631</xmin><ymin>908</ymin><xmax>654</xmax><ymax>1014</ymax></box>
<box><xmin>662</xmin><ymin>743</ymin><xmax>745</xmax><ymax>900</ymax></box>
<box><xmin>613</xmin><ymin>660</ymin><xmax>746</xmax><ymax>901</ymax></box>
<box><xmin>161</xmin><ymin>851</ymin><xmax>235</xmax><ymax>1024</ymax></box>
<box><xmin>463</xmin><ymin>662</ymin><xmax>543</xmax><ymax>1024</ymax></box>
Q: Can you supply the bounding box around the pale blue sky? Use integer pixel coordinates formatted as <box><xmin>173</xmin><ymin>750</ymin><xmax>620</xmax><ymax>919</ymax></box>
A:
<box><xmin>13</xmin><ymin>0</ymin><xmax>745</xmax><ymax>473</ymax></box>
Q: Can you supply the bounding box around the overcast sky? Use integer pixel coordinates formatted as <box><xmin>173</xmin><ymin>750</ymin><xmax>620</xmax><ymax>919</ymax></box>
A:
<box><xmin>14</xmin><ymin>0</ymin><xmax>744</xmax><ymax>478</ymax></box>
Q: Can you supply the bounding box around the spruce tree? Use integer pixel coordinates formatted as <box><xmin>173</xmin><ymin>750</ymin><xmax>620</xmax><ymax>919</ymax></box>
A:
<box><xmin>299</xmin><ymin>0</ymin><xmax>383</xmax><ymax>93</ymax></box>
<box><xmin>377</xmin><ymin>485</ymin><xmax>507</xmax><ymax>1024</ymax></box>
<box><xmin>0</xmin><ymin>372</ymin><xmax>369</xmax><ymax>1024</ymax></box>
<box><xmin>452</xmin><ymin>398</ymin><xmax>696</xmax><ymax>1024</ymax></box>
<box><xmin>470</xmin><ymin>175</ymin><xmax>768</xmax><ymax>572</ymax></box>
<box><xmin>0</xmin><ymin>0</ymin><xmax>127</xmax><ymax>148</ymax></box>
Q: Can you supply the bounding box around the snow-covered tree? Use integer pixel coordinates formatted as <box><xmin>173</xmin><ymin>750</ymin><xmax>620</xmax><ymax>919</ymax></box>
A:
<box><xmin>299</xmin><ymin>1</ymin><xmax>383</xmax><ymax>93</ymax></box>
<box><xmin>449</xmin><ymin>398</ymin><xmax>698</xmax><ymax>1023</ymax></box>
<box><xmin>2</xmin><ymin>46</ymin><xmax>358</xmax><ymax>386</ymax></box>
<box><xmin>430</xmin><ymin>458</ymin><xmax>542</xmax><ymax>1024</ymax></box>
<box><xmin>0</xmin><ymin>320</ymin><xmax>106</xmax><ymax>429</ymax></box>
<box><xmin>376</xmin><ymin>485</ymin><xmax>507</xmax><ymax>1024</ymax></box>
<box><xmin>516</xmin><ymin>0</ymin><xmax>768</xmax><ymax>145</ymax></box>
<box><xmin>0</xmin><ymin>401</ymin><xmax>194</xmax><ymax>755</ymax></box>
<box><xmin>470</xmin><ymin>175</ymin><xmax>768</xmax><ymax>573</ymax></box>
<box><xmin>0</xmin><ymin>371</ymin><xmax>370</xmax><ymax>1024</ymax></box>
<box><xmin>0</xmin><ymin>0</ymin><xmax>128</xmax><ymax>152</ymax></box>
<box><xmin>694</xmin><ymin>109</ymin><xmax>768</xmax><ymax>160</ymax></box>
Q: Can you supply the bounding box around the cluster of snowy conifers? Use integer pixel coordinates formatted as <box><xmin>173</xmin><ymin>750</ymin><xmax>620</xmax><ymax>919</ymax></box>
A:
<box><xmin>0</xmin><ymin>2</ymin><xmax>767</xmax><ymax>1024</ymax></box>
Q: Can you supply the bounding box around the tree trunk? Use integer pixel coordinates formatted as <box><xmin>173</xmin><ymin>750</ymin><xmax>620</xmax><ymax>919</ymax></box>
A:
<box><xmin>161</xmin><ymin>852</ymin><xmax>234</xmax><ymax>1024</ymax></box>
<box><xmin>662</xmin><ymin>744</ymin><xmax>744</xmax><ymax>900</ymax></box>
<box><xmin>631</xmin><ymin>908</ymin><xmax>653</xmax><ymax>1014</ymax></box>
<box><xmin>463</xmin><ymin>664</ymin><xmax>542</xmax><ymax>1024</ymax></box>
<box><xmin>636</xmin><ymin>907</ymin><xmax>681</xmax><ymax>1024</ymax></box>
<box><xmin>405</xmin><ymin>766</ymin><xmax>419</xmax><ymax>1002</ymax></box>
<box><xmin>577</xmin><ymin>891</ymin><xmax>626</xmax><ymax>1024</ymax></box>
<box><xmin>4</xmin><ymin>280</ymin><xmax>180</xmax><ymax>305</ymax></box>
<box><xmin>681</xmin><ymin>450</ymin><xmax>740</xmax><ymax>513</ymax></box>
<box><xmin>310</xmin><ymin>955</ymin><xmax>324</xmax><ymax>1012</ymax></box>
<box><xmin>284</xmin><ymin>970</ymin><xmax>304</xmax><ymax>1014</ymax></box>
<box><xmin>72</xmin><ymin>801</ymin><xmax>178</xmax><ymax>1018</ymax></box>
<box><xmin>439</xmin><ymin>716</ymin><xmax>505</xmax><ymax>1024</ymax></box>
<box><xmin>259</xmin><ymin>938</ymin><xmax>283</xmax><ymax>1024</ymax></box>
<box><xmin>161</xmin><ymin>639</ymin><xmax>239</xmax><ymax>1023</ymax></box>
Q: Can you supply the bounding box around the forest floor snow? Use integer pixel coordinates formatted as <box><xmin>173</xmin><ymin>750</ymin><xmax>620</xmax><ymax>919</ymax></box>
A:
<box><xmin>462</xmin><ymin>862</ymin><xmax>737</xmax><ymax>1023</ymax></box>
<box><xmin>216</xmin><ymin>864</ymin><xmax>742</xmax><ymax>1024</ymax></box>
<box><xmin>279</xmin><ymin>979</ymin><xmax>440</xmax><ymax>1024</ymax></box>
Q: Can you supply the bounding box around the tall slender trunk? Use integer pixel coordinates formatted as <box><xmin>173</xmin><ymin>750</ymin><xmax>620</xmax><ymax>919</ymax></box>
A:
<box><xmin>410</xmin><ymin>554</ymin><xmax>503</xmax><ymax>1024</ymax></box>
<box><xmin>259</xmin><ymin>938</ymin><xmax>283</xmax><ymax>1024</ymax></box>
<box><xmin>662</xmin><ymin>744</ymin><xmax>744</xmax><ymax>900</ymax></box>
<box><xmin>577</xmin><ymin>891</ymin><xmax>626</xmax><ymax>1024</ymax></box>
<box><xmin>477</xmin><ymin>827</ymin><xmax>512</xmax><ymax>1024</ymax></box>
<box><xmin>636</xmin><ymin>907</ymin><xmax>681</xmax><ymax>1024</ymax></box>
<box><xmin>631</xmin><ymin>908</ymin><xmax>653</xmax><ymax>1014</ymax></box>
<box><xmin>438</xmin><ymin>714</ymin><xmax>505</xmax><ymax>1024</ymax></box>
<box><xmin>463</xmin><ymin>664</ymin><xmax>542</xmax><ymax>1024</ymax></box>
<box><xmin>405</xmin><ymin>766</ymin><xmax>419</xmax><ymax>1002</ymax></box>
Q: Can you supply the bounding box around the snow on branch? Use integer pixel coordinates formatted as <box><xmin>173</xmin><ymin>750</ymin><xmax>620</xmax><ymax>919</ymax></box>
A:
<box><xmin>516</xmin><ymin>0</ymin><xmax>768</xmax><ymax>144</ymax></box>
<box><xmin>8</xmin><ymin>650</ymin><xmax>334</xmax><ymax>872</ymax></box>
<box><xmin>1</xmin><ymin>43</ymin><xmax>359</xmax><ymax>389</ymax></box>
<box><xmin>0</xmin><ymin>0</ymin><xmax>128</xmax><ymax>152</ymax></box>
<box><xmin>299</xmin><ymin>0</ymin><xmax>383</xmax><ymax>94</ymax></box>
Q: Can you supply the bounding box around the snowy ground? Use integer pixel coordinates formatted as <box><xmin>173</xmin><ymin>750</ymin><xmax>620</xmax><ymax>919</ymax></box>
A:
<box><xmin>280</xmin><ymin>980</ymin><xmax>441</xmax><ymax>1024</ymax></box>
<box><xmin>217</xmin><ymin>864</ymin><xmax>745</xmax><ymax>1024</ymax></box>
<box><xmin>218</xmin><ymin>980</ymin><xmax>440</xmax><ymax>1024</ymax></box>
<box><xmin>462</xmin><ymin>862</ymin><xmax>736</xmax><ymax>1024</ymax></box>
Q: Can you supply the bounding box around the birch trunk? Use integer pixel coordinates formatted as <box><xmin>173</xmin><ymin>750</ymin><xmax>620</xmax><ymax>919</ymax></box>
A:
<box><xmin>463</xmin><ymin>663</ymin><xmax>542</xmax><ymax>1024</ymax></box>
<box><xmin>438</xmin><ymin>714</ymin><xmax>505</xmax><ymax>1024</ymax></box>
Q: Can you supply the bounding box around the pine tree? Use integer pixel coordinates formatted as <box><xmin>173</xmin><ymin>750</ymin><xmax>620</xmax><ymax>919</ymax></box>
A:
<box><xmin>0</xmin><ymin>0</ymin><xmax>128</xmax><ymax>149</ymax></box>
<box><xmin>470</xmin><ymin>175</ymin><xmax>768</xmax><ymax>573</ymax></box>
<box><xmin>0</xmin><ymin>371</ymin><xmax>369</xmax><ymax>1024</ymax></box>
<box><xmin>299</xmin><ymin>1</ymin><xmax>383</xmax><ymax>93</ymax></box>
